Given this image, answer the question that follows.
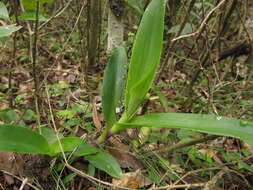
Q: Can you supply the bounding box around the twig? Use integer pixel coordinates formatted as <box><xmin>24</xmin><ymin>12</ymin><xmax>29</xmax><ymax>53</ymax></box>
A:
<box><xmin>19</xmin><ymin>0</ymin><xmax>33</xmax><ymax>60</ymax></box>
<box><xmin>38</xmin><ymin>0</ymin><xmax>74</xmax><ymax>30</ymax></box>
<box><xmin>173</xmin><ymin>167</ymin><xmax>221</xmax><ymax>186</ymax></box>
<box><xmin>38</xmin><ymin>1</ymin><xmax>87</xmax><ymax>90</ymax></box>
<box><xmin>187</xmin><ymin>0</ymin><xmax>239</xmax><ymax>96</ymax></box>
<box><xmin>19</xmin><ymin>178</ymin><xmax>28</xmax><ymax>190</ymax></box>
<box><xmin>8</xmin><ymin>0</ymin><xmax>19</xmax><ymax>108</ymax></box>
<box><xmin>1</xmin><ymin>170</ymin><xmax>41</xmax><ymax>190</ymax></box>
<box><xmin>0</xmin><ymin>183</ymin><xmax>4</xmax><ymax>190</ymax></box>
<box><xmin>66</xmin><ymin>163</ymin><xmax>136</xmax><ymax>190</ymax></box>
<box><xmin>171</xmin><ymin>0</ymin><xmax>227</xmax><ymax>42</ymax></box>
<box><xmin>155</xmin><ymin>182</ymin><xmax>206</xmax><ymax>190</ymax></box>
<box><xmin>147</xmin><ymin>135</ymin><xmax>218</xmax><ymax>156</ymax></box>
<box><xmin>44</xmin><ymin>83</ymin><xmax>67</xmax><ymax>163</ymax></box>
<box><xmin>156</xmin><ymin>0</ymin><xmax>196</xmax><ymax>84</ymax></box>
<box><xmin>203</xmin><ymin>170</ymin><xmax>225</xmax><ymax>190</ymax></box>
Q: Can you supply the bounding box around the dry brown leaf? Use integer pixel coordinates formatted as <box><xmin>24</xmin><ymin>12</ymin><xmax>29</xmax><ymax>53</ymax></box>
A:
<box><xmin>108</xmin><ymin>137</ymin><xmax>144</xmax><ymax>170</ymax></box>
<box><xmin>198</xmin><ymin>148</ymin><xmax>223</xmax><ymax>164</ymax></box>
<box><xmin>244</xmin><ymin>143</ymin><xmax>253</xmax><ymax>154</ymax></box>
<box><xmin>86</xmin><ymin>187</ymin><xmax>96</xmax><ymax>190</ymax></box>
<box><xmin>68</xmin><ymin>88</ymin><xmax>86</xmax><ymax>101</ymax></box>
<box><xmin>0</xmin><ymin>100</ymin><xmax>8</xmax><ymax>110</ymax></box>
<box><xmin>3</xmin><ymin>173</ymin><xmax>15</xmax><ymax>185</ymax></box>
<box><xmin>112</xmin><ymin>170</ymin><xmax>152</xmax><ymax>189</ymax></box>
<box><xmin>92</xmin><ymin>96</ymin><xmax>102</xmax><ymax>130</ymax></box>
<box><xmin>0</xmin><ymin>152</ymin><xmax>24</xmax><ymax>175</ymax></box>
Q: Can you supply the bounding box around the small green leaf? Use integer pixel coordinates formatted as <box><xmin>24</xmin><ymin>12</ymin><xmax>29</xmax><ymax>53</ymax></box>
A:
<box><xmin>0</xmin><ymin>108</ymin><xmax>25</xmax><ymax>125</ymax></box>
<box><xmin>238</xmin><ymin>161</ymin><xmax>253</xmax><ymax>173</ymax></box>
<box><xmin>0</xmin><ymin>124</ymin><xmax>50</xmax><ymax>154</ymax></box>
<box><xmin>23</xmin><ymin>109</ymin><xmax>37</xmax><ymax>121</ymax></box>
<box><xmin>102</xmin><ymin>46</ymin><xmax>127</xmax><ymax>127</ymax></box>
<box><xmin>127</xmin><ymin>0</ymin><xmax>144</xmax><ymax>15</ymax></box>
<box><xmin>21</xmin><ymin>0</ymin><xmax>53</xmax><ymax>12</ymax></box>
<box><xmin>19</xmin><ymin>11</ymin><xmax>48</xmax><ymax>21</ymax></box>
<box><xmin>124</xmin><ymin>0</ymin><xmax>166</xmax><ymax>119</ymax></box>
<box><xmin>113</xmin><ymin>113</ymin><xmax>253</xmax><ymax>146</ymax></box>
<box><xmin>0</xmin><ymin>2</ymin><xmax>9</xmax><ymax>19</ymax></box>
<box><xmin>0</xmin><ymin>25</ymin><xmax>22</xmax><ymax>38</ymax></box>
<box><xmin>63</xmin><ymin>119</ymin><xmax>81</xmax><ymax>127</ymax></box>
<box><xmin>86</xmin><ymin>151</ymin><xmax>122</xmax><ymax>179</ymax></box>
<box><xmin>87</xmin><ymin>164</ymin><xmax>95</xmax><ymax>176</ymax></box>
<box><xmin>50</xmin><ymin>137</ymin><xmax>98</xmax><ymax>156</ymax></box>
<box><xmin>62</xmin><ymin>173</ymin><xmax>77</xmax><ymax>185</ymax></box>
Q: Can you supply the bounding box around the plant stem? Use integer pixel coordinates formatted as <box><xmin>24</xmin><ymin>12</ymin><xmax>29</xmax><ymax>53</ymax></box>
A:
<box><xmin>97</xmin><ymin>128</ymin><xmax>108</xmax><ymax>144</ymax></box>
<box><xmin>147</xmin><ymin>135</ymin><xmax>218</xmax><ymax>156</ymax></box>
<box><xmin>97</xmin><ymin>113</ymin><xmax>129</xmax><ymax>144</ymax></box>
<box><xmin>109</xmin><ymin>112</ymin><xmax>129</xmax><ymax>134</ymax></box>
<box><xmin>33</xmin><ymin>0</ymin><xmax>41</xmax><ymax>134</ymax></box>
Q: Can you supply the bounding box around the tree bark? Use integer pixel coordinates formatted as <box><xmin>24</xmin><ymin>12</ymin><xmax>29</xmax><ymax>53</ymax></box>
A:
<box><xmin>107</xmin><ymin>0</ymin><xmax>125</xmax><ymax>53</ymax></box>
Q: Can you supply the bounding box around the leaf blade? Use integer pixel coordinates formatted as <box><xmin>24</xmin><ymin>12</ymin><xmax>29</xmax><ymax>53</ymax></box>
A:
<box><xmin>0</xmin><ymin>124</ymin><xmax>50</xmax><ymax>154</ymax></box>
<box><xmin>86</xmin><ymin>151</ymin><xmax>122</xmax><ymax>179</ymax></box>
<box><xmin>0</xmin><ymin>2</ymin><xmax>9</xmax><ymax>19</ymax></box>
<box><xmin>102</xmin><ymin>46</ymin><xmax>127</xmax><ymax>127</ymax></box>
<box><xmin>116</xmin><ymin>113</ymin><xmax>253</xmax><ymax>146</ymax></box>
<box><xmin>0</xmin><ymin>25</ymin><xmax>22</xmax><ymax>38</ymax></box>
<box><xmin>124</xmin><ymin>0</ymin><xmax>166</xmax><ymax>119</ymax></box>
<box><xmin>49</xmin><ymin>137</ymin><xmax>98</xmax><ymax>156</ymax></box>
<box><xmin>19</xmin><ymin>11</ymin><xmax>48</xmax><ymax>21</ymax></box>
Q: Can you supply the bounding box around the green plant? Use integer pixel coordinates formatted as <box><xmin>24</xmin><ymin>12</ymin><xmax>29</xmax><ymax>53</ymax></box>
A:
<box><xmin>0</xmin><ymin>124</ymin><xmax>122</xmax><ymax>178</ymax></box>
<box><xmin>0</xmin><ymin>2</ymin><xmax>21</xmax><ymax>38</ymax></box>
<box><xmin>1</xmin><ymin>0</ymin><xmax>253</xmax><ymax>180</ymax></box>
<box><xmin>100</xmin><ymin>0</ymin><xmax>253</xmax><ymax>147</ymax></box>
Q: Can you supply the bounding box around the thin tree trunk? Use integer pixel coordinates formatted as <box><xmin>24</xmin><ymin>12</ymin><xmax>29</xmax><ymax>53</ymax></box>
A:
<box><xmin>87</xmin><ymin>0</ymin><xmax>100</xmax><ymax>71</ymax></box>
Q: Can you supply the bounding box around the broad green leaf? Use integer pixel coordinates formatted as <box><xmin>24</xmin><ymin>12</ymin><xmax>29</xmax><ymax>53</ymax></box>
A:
<box><xmin>0</xmin><ymin>124</ymin><xmax>50</xmax><ymax>154</ymax></box>
<box><xmin>102</xmin><ymin>46</ymin><xmax>127</xmax><ymax>127</ymax></box>
<box><xmin>19</xmin><ymin>11</ymin><xmax>48</xmax><ymax>21</ymax></box>
<box><xmin>86</xmin><ymin>151</ymin><xmax>122</xmax><ymax>179</ymax></box>
<box><xmin>50</xmin><ymin>137</ymin><xmax>98</xmax><ymax>156</ymax></box>
<box><xmin>127</xmin><ymin>0</ymin><xmax>144</xmax><ymax>15</ymax></box>
<box><xmin>0</xmin><ymin>2</ymin><xmax>9</xmax><ymax>19</ymax></box>
<box><xmin>50</xmin><ymin>137</ymin><xmax>84</xmax><ymax>154</ymax></box>
<box><xmin>113</xmin><ymin>113</ymin><xmax>253</xmax><ymax>146</ymax></box>
<box><xmin>0</xmin><ymin>25</ymin><xmax>22</xmax><ymax>38</ymax></box>
<box><xmin>124</xmin><ymin>0</ymin><xmax>166</xmax><ymax>119</ymax></box>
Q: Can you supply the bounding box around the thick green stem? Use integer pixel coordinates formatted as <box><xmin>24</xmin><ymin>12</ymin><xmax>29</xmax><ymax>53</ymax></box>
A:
<box><xmin>110</xmin><ymin>112</ymin><xmax>129</xmax><ymax>134</ymax></box>
<box><xmin>97</xmin><ymin>127</ymin><xmax>108</xmax><ymax>144</ymax></box>
<box><xmin>97</xmin><ymin>112</ymin><xmax>130</xmax><ymax>144</ymax></box>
